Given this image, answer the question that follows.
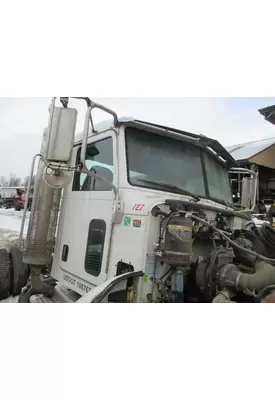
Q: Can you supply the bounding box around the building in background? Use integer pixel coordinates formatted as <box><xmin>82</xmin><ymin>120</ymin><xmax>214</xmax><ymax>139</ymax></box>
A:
<box><xmin>227</xmin><ymin>137</ymin><xmax>275</xmax><ymax>213</ymax></box>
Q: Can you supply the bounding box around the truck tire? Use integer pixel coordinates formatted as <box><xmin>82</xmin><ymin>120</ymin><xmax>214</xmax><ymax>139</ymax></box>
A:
<box><xmin>0</xmin><ymin>249</ymin><xmax>11</xmax><ymax>300</ymax></box>
<box><xmin>9</xmin><ymin>248</ymin><xmax>29</xmax><ymax>296</ymax></box>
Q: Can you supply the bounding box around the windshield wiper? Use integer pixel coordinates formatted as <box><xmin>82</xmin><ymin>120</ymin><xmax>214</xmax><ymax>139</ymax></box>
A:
<box><xmin>137</xmin><ymin>179</ymin><xmax>201</xmax><ymax>201</ymax></box>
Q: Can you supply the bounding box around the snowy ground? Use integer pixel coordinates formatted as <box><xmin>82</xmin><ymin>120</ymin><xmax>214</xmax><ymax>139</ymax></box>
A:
<box><xmin>0</xmin><ymin>208</ymin><xmax>29</xmax><ymax>235</ymax></box>
<box><xmin>0</xmin><ymin>208</ymin><xmax>29</xmax><ymax>252</ymax></box>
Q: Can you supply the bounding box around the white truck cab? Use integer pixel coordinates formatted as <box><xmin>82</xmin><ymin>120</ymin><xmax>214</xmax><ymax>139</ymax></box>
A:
<box><xmin>6</xmin><ymin>97</ymin><xmax>274</xmax><ymax>304</ymax></box>
<box><xmin>51</xmin><ymin>115</ymin><xmax>239</xmax><ymax>300</ymax></box>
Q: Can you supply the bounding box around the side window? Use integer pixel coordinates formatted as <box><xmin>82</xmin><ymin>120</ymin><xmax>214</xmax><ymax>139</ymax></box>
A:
<box><xmin>73</xmin><ymin>137</ymin><xmax>114</xmax><ymax>192</ymax></box>
<box><xmin>84</xmin><ymin>219</ymin><xmax>106</xmax><ymax>277</ymax></box>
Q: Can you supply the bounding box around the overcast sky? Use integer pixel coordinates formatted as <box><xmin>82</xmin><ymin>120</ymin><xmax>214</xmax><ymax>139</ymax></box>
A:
<box><xmin>0</xmin><ymin>97</ymin><xmax>275</xmax><ymax>179</ymax></box>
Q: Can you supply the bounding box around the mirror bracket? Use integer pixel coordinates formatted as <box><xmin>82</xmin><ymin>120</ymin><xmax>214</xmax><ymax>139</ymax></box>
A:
<box><xmin>229</xmin><ymin>167</ymin><xmax>259</xmax><ymax>213</ymax></box>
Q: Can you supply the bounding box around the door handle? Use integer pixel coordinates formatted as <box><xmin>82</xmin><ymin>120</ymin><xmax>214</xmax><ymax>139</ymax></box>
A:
<box><xmin>62</xmin><ymin>245</ymin><xmax>69</xmax><ymax>262</ymax></box>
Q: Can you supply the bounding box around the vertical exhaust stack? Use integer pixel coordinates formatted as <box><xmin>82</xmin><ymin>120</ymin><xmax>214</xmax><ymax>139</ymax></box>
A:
<box><xmin>23</xmin><ymin>99</ymin><xmax>78</xmax><ymax>295</ymax></box>
<box><xmin>23</xmin><ymin>128</ymin><xmax>61</xmax><ymax>267</ymax></box>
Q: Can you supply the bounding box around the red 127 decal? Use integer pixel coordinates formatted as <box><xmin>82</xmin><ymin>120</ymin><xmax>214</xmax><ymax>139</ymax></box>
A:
<box><xmin>132</xmin><ymin>204</ymin><xmax>145</xmax><ymax>212</ymax></box>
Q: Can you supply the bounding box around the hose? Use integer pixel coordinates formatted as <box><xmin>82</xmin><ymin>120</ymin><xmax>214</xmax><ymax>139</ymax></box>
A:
<box><xmin>236</xmin><ymin>263</ymin><xmax>255</xmax><ymax>273</ymax></box>
<box><xmin>178</xmin><ymin>211</ymin><xmax>275</xmax><ymax>264</ymax></box>
<box><xmin>219</xmin><ymin>261</ymin><xmax>275</xmax><ymax>293</ymax></box>
<box><xmin>237</xmin><ymin>261</ymin><xmax>275</xmax><ymax>292</ymax></box>
<box><xmin>155</xmin><ymin>209</ymin><xmax>275</xmax><ymax>298</ymax></box>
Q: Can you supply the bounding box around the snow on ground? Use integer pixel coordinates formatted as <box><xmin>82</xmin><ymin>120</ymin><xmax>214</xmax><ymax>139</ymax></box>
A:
<box><xmin>0</xmin><ymin>208</ymin><xmax>29</xmax><ymax>249</ymax></box>
<box><xmin>0</xmin><ymin>208</ymin><xmax>29</xmax><ymax>234</ymax></box>
<box><xmin>1</xmin><ymin>295</ymin><xmax>20</xmax><ymax>303</ymax></box>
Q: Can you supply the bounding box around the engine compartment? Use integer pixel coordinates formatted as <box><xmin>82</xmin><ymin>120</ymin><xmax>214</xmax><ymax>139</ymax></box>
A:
<box><xmin>151</xmin><ymin>199</ymin><xmax>275</xmax><ymax>303</ymax></box>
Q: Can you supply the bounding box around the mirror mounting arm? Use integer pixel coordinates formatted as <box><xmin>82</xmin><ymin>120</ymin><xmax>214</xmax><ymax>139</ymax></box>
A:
<box><xmin>229</xmin><ymin>167</ymin><xmax>259</xmax><ymax>213</ymax></box>
<box><xmin>79</xmin><ymin>102</ymin><xmax>122</xmax><ymax>224</ymax></box>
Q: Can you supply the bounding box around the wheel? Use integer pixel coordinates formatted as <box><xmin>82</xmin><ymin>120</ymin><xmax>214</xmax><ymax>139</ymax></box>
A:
<box><xmin>0</xmin><ymin>249</ymin><xmax>11</xmax><ymax>300</ymax></box>
<box><xmin>9</xmin><ymin>247</ymin><xmax>29</xmax><ymax>296</ymax></box>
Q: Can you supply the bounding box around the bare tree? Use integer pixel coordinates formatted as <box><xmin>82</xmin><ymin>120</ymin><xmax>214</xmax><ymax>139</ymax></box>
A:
<box><xmin>0</xmin><ymin>176</ymin><xmax>8</xmax><ymax>187</ymax></box>
<box><xmin>9</xmin><ymin>174</ymin><xmax>21</xmax><ymax>187</ymax></box>
<box><xmin>24</xmin><ymin>175</ymin><xmax>36</xmax><ymax>187</ymax></box>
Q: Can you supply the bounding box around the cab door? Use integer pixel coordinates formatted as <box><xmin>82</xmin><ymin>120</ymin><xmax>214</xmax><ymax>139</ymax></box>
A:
<box><xmin>58</xmin><ymin>130</ymin><xmax>117</xmax><ymax>288</ymax></box>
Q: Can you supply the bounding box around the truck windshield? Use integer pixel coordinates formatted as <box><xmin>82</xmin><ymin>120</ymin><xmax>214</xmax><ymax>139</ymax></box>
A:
<box><xmin>203</xmin><ymin>151</ymin><xmax>233</xmax><ymax>206</ymax></box>
<box><xmin>125</xmin><ymin>127</ymin><xmax>233</xmax><ymax>206</ymax></box>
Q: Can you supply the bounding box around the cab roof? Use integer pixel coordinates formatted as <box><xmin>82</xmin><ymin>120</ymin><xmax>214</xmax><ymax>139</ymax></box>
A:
<box><xmin>74</xmin><ymin>117</ymin><xmax>237</xmax><ymax>168</ymax></box>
